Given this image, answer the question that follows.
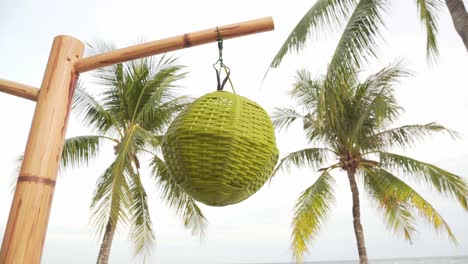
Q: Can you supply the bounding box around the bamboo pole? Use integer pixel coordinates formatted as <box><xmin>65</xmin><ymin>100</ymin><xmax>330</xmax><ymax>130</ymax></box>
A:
<box><xmin>0</xmin><ymin>78</ymin><xmax>39</xmax><ymax>101</ymax></box>
<box><xmin>0</xmin><ymin>35</ymin><xmax>84</xmax><ymax>264</ymax></box>
<box><xmin>75</xmin><ymin>16</ymin><xmax>274</xmax><ymax>73</ymax></box>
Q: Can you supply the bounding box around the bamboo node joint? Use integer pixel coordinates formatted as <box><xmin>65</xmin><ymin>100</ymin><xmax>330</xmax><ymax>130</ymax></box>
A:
<box><xmin>17</xmin><ymin>175</ymin><xmax>56</xmax><ymax>187</ymax></box>
<box><xmin>183</xmin><ymin>33</ymin><xmax>192</xmax><ymax>48</ymax></box>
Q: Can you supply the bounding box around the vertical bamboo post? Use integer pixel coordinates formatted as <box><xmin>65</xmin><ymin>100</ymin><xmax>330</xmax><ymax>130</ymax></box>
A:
<box><xmin>0</xmin><ymin>36</ymin><xmax>84</xmax><ymax>263</ymax></box>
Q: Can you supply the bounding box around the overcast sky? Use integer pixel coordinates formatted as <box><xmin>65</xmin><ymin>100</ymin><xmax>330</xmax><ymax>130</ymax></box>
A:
<box><xmin>1</xmin><ymin>0</ymin><xmax>467</xmax><ymax>263</ymax></box>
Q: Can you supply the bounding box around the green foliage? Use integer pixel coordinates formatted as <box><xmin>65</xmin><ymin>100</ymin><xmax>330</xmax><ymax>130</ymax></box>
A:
<box><xmin>291</xmin><ymin>171</ymin><xmax>335</xmax><ymax>263</ymax></box>
<box><xmin>60</xmin><ymin>135</ymin><xmax>107</xmax><ymax>170</ymax></box>
<box><xmin>363</xmin><ymin>168</ymin><xmax>457</xmax><ymax>243</ymax></box>
<box><xmin>270</xmin><ymin>0</ymin><xmax>358</xmax><ymax>68</ymax></box>
<box><xmin>363</xmin><ymin>123</ymin><xmax>458</xmax><ymax>151</ymax></box>
<box><xmin>90</xmin><ymin>161</ymin><xmax>131</xmax><ymax>238</ymax></box>
<box><xmin>327</xmin><ymin>0</ymin><xmax>388</xmax><ymax>77</ymax></box>
<box><xmin>272</xmin><ymin>62</ymin><xmax>468</xmax><ymax>262</ymax></box>
<box><xmin>151</xmin><ymin>156</ymin><xmax>207</xmax><ymax>237</ymax></box>
<box><xmin>59</xmin><ymin>50</ymin><xmax>205</xmax><ymax>262</ymax></box>
<box><xmin>270</xmin><ymin>1</ymin><xmax>459</xmax><ymax>261</ymax></box>
<box><xmin>380</xmin><ymin>152</ymin><xmax>468</xmax><ymax>209</ymax></box>
<box><xmin>272</xmin><ymin>148</ymin><xmax>335</xmax><ymax>176</ymax></box>
<box><xmin>415</xmin><ymin>0</ymin><xmax>443</xmax><ymax>61</ymax></box>
<box><xmin>270</xmin><ymin>0</ymin><xmax>443</xmax><ymax>72</ymax></box>
<box><xmin>129</xmin><ymin>172</ymin><xmax>155</xmax><ymax>264</ymax></box>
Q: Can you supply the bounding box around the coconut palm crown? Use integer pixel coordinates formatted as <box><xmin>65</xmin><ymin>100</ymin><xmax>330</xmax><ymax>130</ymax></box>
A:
<box><xmin>271</xmin><ymin>62</ymin><xmax>468</xmax><ymax>263</ymax></box>
<box><xmin>61</xmin><ymin>54</ymin><xmax>206</xmax><ymax>263</ymax></box>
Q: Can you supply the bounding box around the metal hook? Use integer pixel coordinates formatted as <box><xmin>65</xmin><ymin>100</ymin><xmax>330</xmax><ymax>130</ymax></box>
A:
<box><xmin>212</xmin><ymin>27</ymin><xmax>233</xmax><ymax>92</ymax></box>
<box><xmin>216</xmin><ymin>27</ymin><xmax>223</xmax><ymax>64</ymax></box>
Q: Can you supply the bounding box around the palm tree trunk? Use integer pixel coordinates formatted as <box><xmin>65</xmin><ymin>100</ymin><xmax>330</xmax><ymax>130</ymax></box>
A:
<box><xmin>96</xmin><ymin>219</ymin><xmax>117</xmax><ymax>264</ymax></box>
<box><xmin>347</xmin><ymin>169</ymin><xmax>369</xmax><ymax>264</ymax></box>
<box><xmin>446</xmin><ymin>0</ymin><xmax>468</xmax><ymax>51</ymax></box>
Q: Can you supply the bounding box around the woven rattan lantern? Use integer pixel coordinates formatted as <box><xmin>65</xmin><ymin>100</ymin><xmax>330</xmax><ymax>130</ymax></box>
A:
<box><xmin>162</xmin><ymin>91</ymin><xmax>278</xmax><ymax>206</ymax></box>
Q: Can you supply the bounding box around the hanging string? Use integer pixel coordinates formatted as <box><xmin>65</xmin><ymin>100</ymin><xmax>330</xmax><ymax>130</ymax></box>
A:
<box><xmin>213</xmin><ymin>27</ymin><xmax>236</xmax><ymax>93</ymax></box>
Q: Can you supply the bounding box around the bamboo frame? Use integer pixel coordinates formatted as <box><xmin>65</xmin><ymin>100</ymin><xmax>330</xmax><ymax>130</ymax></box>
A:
<box><xmin>75</xmin><ymin>17</ymin><xmax>274</xmax><ymax>73</ymax></box>
<box><xmin>0</xmin><ymin>35</ymin><xmax>84</xmax><ymax>264</ymax></box>
<box><xmin>0</xmin><ymin>17</ymin><xmax>274</xmax><ymax>263</ymax></box>
<box><xmin>0</xmin><ymin>78</ymin><xmax>39</xmax><ymax>101</ymax></box>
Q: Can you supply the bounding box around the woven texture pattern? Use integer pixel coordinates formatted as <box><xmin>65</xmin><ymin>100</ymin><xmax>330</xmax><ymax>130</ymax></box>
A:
<box><xmin>162</xmin><ymin>91</ymin><xmax>279</xmax><ymax>206</ymax></box>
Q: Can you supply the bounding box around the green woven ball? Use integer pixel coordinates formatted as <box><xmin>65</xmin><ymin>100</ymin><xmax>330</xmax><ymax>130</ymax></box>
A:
<box><xmin>162</xmin><ymin>91</ymin><xmax>279</xmax><ymax>206</ymax></box>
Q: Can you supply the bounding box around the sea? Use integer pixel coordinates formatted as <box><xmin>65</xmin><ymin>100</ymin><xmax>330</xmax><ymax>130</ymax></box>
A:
<box><xmin>251</xmin><ymin>256</ymin><xmax>468</xmax><ymax>264</ymax></box>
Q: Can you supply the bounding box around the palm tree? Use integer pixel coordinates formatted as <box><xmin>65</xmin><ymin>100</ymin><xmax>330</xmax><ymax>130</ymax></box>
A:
<box><xmin>61</xmin><ymin>54</ymin><xmax>206</xmax><ymax>263</ymax></box>
<box><xmin>271</xmin><ymin>62</ymin><xmax>468</xmax><ymax>264</ymax></box>
<box><xmin>270</xmin><ymin>0</ymin><xmax>467</xmax><ymax>71</ymax></box>
<box><xmin>446</xmin><ymin>0</ymin><xmax>468</xmax><ymax>50</ymax></box>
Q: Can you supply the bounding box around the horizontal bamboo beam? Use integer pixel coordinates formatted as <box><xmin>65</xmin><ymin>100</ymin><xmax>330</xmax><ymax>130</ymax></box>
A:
<box><xmin>75</xmin><ymin>16</ymin><xmax>274</xmax><ymax>73</ymax></box>
<box><xmin>0</xmin><ymin>78</ymin><xmax>39</xmax><ymax>101</ymax></box>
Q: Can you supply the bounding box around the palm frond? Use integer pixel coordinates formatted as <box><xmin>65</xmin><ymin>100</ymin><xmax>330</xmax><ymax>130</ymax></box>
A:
<box><xmin>360</xmin><ymin>60</ymin><xmax>412</xmax><ymax>92</ymax></box>
<box><xmin>91</xmin><ymin>54</ymin><xmax>188</xmax><ymax>135</ymax></box>
<box><xmin>95</xmin><ymin>62</ymin><xmax>128</xmax><ymax>127</ymax></box>
<box><xmin>133</xmin><ymin>125</ymin><xmax>164</xmax><ymax>151</ymax></box>
<box><xmin>131</xmin><ymin>59</ymin><xmax>187</xmax><ymax>125</ymax></box>
<box><xmin>363</xmin><ymin>168</ymin><xmax>417</xmax><ymax>242</ymax></box>
<box><xmin>315</xmin><ymin>73</ymin><xmax>353</xmax><ymax>145</ymax></box>
<box><xmin>85</xmin><ymin>41</ymin><xmax>117</xmax><ymax>57</ymax></box>
<box><xmin>414</xmin><ymin>0</ymin><xmax>442</xmax><ymax>61</ymax></box>
<box><xmin>354</xmin><ymin>61</ymin><xmax>408</xmax><ymax>124</ymax></box>
<box><xmin>290</xmin><ymin>69</ymin><xmax>324</xmax><ymax>110</ymax></box>
<box><xmin>302</xmin><ymin>115</ymin><xmax>331</xmax><ymax>145</ymax></box>
<box><xmin>11</xmin><ymin>135</ymin><xmax>108</xmax><ymax>191</ymax></box>
<box><xmin>90</xmin><ymin>126</ymin><xmax>140</xmax><ymax>239</ymax></box>
<box><xmin>89</xmin><ymin>162</ymin><xmax>131</xmax><ymax>239</ymax></box>
<box><xmin>364</xmin><ymin>123</ymin><xmax>459</xmax><ymax>151</ymax></box>
<box><xmin>9</xmin><ymin>155</ymin><xmax>24</xmax><ymax>193</ymax></box>
<box><xmin>349</xmin><ymin>84</ymin><xmax>398</xmax><ymax>149</ymax></box>
<box><xmin>291</xmin><ymin>170</ymin><xmax>336</xmax><ymax>263</ymax></box>
<box><xmin>61</xmin><ymin>135</ymin><xmax>110</xmax><ymax>171</ymax></box>
<box><xmin>136</xmin><ymin>91</ymin><xmax>189</xmax><ymax>134</ymax></box>
<box><xmin>327</xmin><ymin>62</ymin><xmax>409</xmax><ymax>153</ymax></box>
<box><xmin>287</xmin><ymin>69</ymin><xmax>346</xmax><ymax>145</ymax></box>
<box><xmin>271</xmin><ymin>107</ymin><xmax>304</xmax><ymax>131</ymax></box>
<box><xmin>128</xmin><ymin>170</ymin><xmax>155</xmax><ymax>263</ymax></box>
<box><xmin>272</xmin><ymin>148</ymin><xmax>335</xmax><ymax>177</ymax></box>
<box><xmin>328</xmin><ymin>0</ymin><xmax>388</xmax><ymax>76</ymax></box>
<box><xmin>380</xmin><ymin>152</ymin><xmax>468</xmax><ymax>209</ymax></box>
<box><xmin>73</xmin><ymin>87</ymin><xmax>120</xmax><ymax>135</ymax></box>
<box><xmin>364</xmin><ymin>168</ymin><xmax>457</xmax><ymax>243</ymax></box>
<box><xmin>151</xmin><ymin>155</ymin><xmax>207</xmax><ymax>237</ymax></box>
<box><xmin>270</xmin><ymin>0</ymin><xmax>358</xmax><ymax>68</ymax></box>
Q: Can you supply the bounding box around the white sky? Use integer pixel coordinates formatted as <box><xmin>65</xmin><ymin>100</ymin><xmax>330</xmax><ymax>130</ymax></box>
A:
<box><xmin>1</xmin><ymin>0</ymin><xmax>468</xmax><ymax>263</ymax></box>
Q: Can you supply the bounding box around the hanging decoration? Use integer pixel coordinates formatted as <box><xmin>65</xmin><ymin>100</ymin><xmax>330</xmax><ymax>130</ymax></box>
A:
<box><xmin>162</xmin><ymin>30</ymin><xmax>278</xmax><ymax>206</ymax></box>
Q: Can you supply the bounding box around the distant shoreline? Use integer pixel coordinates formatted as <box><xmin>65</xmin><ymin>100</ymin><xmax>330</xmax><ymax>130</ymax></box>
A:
<box><xmin>241</xmin><ymin>255</ymin><xmax>468</xmax><ymax>264</ymax></box>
